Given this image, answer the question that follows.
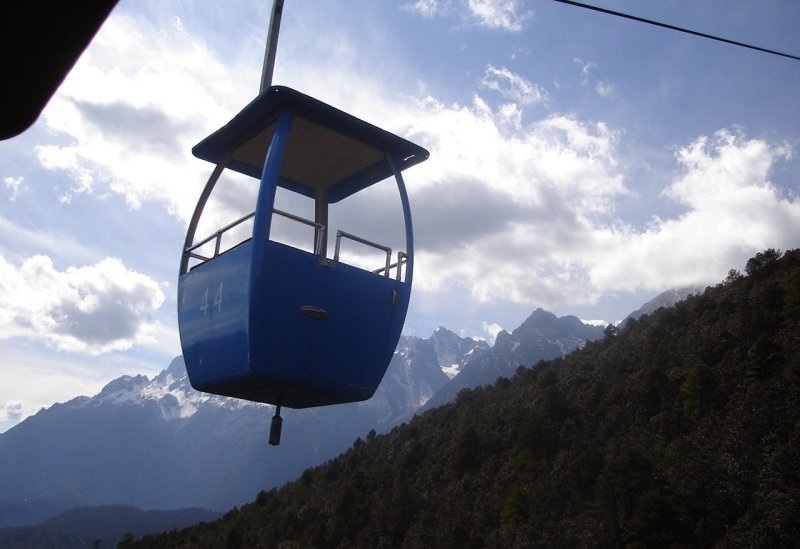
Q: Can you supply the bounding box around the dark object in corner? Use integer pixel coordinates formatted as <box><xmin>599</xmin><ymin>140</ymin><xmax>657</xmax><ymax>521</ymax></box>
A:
<box><xmin>0</xmin><ymin>0</ymin><xmax>119</xmax><ymax>140</ymax></box>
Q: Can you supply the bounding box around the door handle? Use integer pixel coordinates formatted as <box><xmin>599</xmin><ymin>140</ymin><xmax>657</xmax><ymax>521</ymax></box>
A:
<box><xmin>300</xmin><ymin>305</ymin><xmax>327</xmax><ymax>320</ymax></box>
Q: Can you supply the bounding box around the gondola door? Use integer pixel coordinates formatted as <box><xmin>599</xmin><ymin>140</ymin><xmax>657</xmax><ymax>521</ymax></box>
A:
<box><xmin>305</xmin><ymin>260</ymin><xmax>399</xmax><ymax>401</ymax></box>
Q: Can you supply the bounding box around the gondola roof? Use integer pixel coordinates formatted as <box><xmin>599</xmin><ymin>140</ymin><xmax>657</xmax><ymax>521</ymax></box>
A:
<box><xmin>192</xmin><ymin>85</ymin><xmax>429</xmax><ymax>203</ymax></box>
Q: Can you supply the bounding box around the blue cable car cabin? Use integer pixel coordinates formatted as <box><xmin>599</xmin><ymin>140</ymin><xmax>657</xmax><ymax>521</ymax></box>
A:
<box><xmin>178</xmin><ymin>86</ymin><xmax>428</xmax><ymax>411</ymax></box>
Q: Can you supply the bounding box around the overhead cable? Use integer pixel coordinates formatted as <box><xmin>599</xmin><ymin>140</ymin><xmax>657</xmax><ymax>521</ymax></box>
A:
<box><xmin>553</xmin><ymin>0</ymin><xmax>800</xmax><ymax>62</ymax></box>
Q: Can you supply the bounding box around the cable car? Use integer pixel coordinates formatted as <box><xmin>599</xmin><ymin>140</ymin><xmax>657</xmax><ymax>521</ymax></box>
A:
<box><xmin>177</xmin><ymin>86</ymin><xmax>428</xmax><ymax>439</ymax></box>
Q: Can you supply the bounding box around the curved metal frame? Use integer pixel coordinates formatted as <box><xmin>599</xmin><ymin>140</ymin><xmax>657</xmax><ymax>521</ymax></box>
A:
<box><xmin>389</xmin><ymin>152</ymin><xmax>414</xmax><ymax>288</ymax></box>
<box><xmin>251</xmin><ymin>110</ymin><xmax>295</xmax><ymax>277</ymax></box>
<box><xmin>180</xmin><ymin>156</ymin><xmax>230</xmax><ymax>276</ymax></box>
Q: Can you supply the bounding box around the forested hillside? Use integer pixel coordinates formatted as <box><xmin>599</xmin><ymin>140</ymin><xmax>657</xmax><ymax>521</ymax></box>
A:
<box><xmin>132</xmin><ymin>249</ymin><xmax>800</xmax><ymax>548</ymax></box>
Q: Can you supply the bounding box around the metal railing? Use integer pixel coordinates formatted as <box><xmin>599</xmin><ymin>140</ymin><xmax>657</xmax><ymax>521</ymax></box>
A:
<box><xmin>184</xmin><ymin>210</ymin><xmax>404</xmax><ymax>281</ymax></box>
<box><xmin>273</xmin><ymin>208</ymin><xmax>326</xmax><ymax>256</ymax></box>
<box><xmin>184</xmin><ymin>211</ymin><xmax>256</xmax><ymax>263</ymax></box>
<box><xmin>335</xmin><ymin>230</ymin><xmax>392</xmax><ymax>278</ymax></box>
<box><xmin>373</xmin><ymin>251</ymin><xmax>408</xmax><ymax>281</ymax></box>
<box><xmin>184</xmin><ymin>208</ymin><xmax>326</xmax><ymax>265</ymax></box>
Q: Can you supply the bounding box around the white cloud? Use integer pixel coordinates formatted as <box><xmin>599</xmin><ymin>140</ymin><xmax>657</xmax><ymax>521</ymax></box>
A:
<box><xmin>172</xmin><ymin>15</ymin><xmax>186</xmax><ymax>33</ymax></box>
<box><xmin>588</xmin><ymin>131</ymin><xmax>799</xmax><ymax>292</ymax></box>
<box><xmin>394</xmin><ymin>94</ymin><xmax>626</xmax><ymax>307</ymax></box>
<box><xmin>574</xmin><ymin>58</ymin><xmax>614</xmax><ymax>98</ymax></box>
<box><xmin>466</xmin><ymin>0</ymin><xmax>531</xmax><ymax>31</ymax></box>
<box><xmin>481</xmin><ymin>321</ymin><xmax>504</xmax><ymax>343</ymax></box>
<box><xmin>3</xmin><ymin>400</ymin><xmax>25</xmax><ymax>421</ymax></box>
<box><xmin>405</xmin><ymin>0</ymin><xmax>530</xmax><ymax>31</ymax></box>
<box><xmin>0</xmin><ymin>255</ymin><xmax>166</xmax><ymax>354</ymax></box>
<box><xmin>404</xmin><ymin>0</ymin><xmax>452</xmax><ymax>18</ymax></box>
<box><xmin>3</xmin><ymin>176</ymin><xmax>23</xmax><ymax>201</ymax></box>
<box><xmin>481</xmin><ymin>66</ymin><xmax>547</xmax><ymax>106</ymax></box>
<box><xmin>581</xmin><ymin>319</ymin><xmax>610</xmax><ymax>327</ymax></box>
<box><xmin>665</xmin><ymin>130</ymin><xmax>787</xmax><ymax>207</ymax></box>
<box><xmin>403</xmin><ymin>95</ymin><xmax>624</xmax><ymax>213</ymax></box>
<box><xmin>497</xmin><ymin>102</ymin><xmax>523</xmax><ymax>130</ymax></box>
<box><xmin>392</xmin><ymin>91</ymin><xmax>798</xmax><ymax>311</ymax></box>
<box><xmin>34</xmin><ymin>12</ymin><xmax>253</xmax><ymax>223</ymax></box>
<box><xmin>574</xmin><ymin>57</ymin><xmax>597</xmax><ymax>82</ymax></box>
<box><xmin>595</xmin><ymin>80</ymin><xmax>615</xmax><ymax>98</ymax></box>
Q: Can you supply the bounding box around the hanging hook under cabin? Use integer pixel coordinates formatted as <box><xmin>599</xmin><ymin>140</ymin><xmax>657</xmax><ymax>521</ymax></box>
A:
<box><xmin>269</xmin><ymin>404</ymin><xmax>283</xmax><ymax>446</ymax></box>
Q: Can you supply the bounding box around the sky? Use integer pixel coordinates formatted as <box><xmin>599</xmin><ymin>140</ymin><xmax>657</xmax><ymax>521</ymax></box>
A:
<box><xmin>1</xmin><ymin>0</ymin><xmax>799</xmax><ymax>432</ymax></box>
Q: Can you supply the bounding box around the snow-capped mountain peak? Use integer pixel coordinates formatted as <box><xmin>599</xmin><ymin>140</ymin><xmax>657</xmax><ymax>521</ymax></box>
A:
<box><xmin>73</xmin><ymin>357</ymin><xmax>258</xmax><ymax>421</ymax></box>
<box><xmin>429</xmin><ymin>326</ymin><xmax>489</xmax><ymax>379</ymax></box>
